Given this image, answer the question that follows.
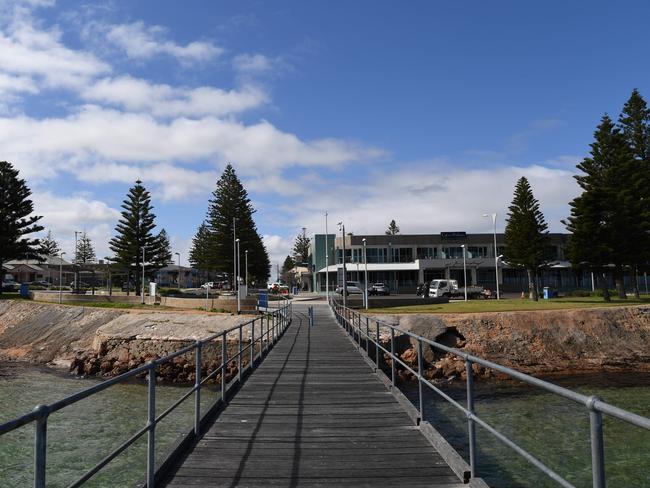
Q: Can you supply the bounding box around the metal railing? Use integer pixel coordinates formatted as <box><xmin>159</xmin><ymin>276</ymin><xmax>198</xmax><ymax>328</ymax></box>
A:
<box><xmin>0</xmin><ymin>299</ymin><xmax>292</xmax><ymax>488</ymax></box>
<box><xmin>330</xmin><ymin>298</ymin><xmax>650</xmax><ymax>488</ymax></box>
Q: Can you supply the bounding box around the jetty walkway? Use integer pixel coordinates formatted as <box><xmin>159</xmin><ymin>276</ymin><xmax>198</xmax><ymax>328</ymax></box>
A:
<box><xmin>161</xmin><ymin>302</ymin><xmax>465</xmax><ymax>487</ymax></box>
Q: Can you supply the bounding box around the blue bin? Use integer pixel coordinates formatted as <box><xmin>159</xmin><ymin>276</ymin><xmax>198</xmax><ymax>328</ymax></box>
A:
<box><xmin>19</xmin><ymin>283</ymin><xmax>29</xmax><ymax>298</ymax></box>
<box><xmin>543</xmin><ymin>287</ymin><xmax>549</xmax><ymax>300</ymax></box>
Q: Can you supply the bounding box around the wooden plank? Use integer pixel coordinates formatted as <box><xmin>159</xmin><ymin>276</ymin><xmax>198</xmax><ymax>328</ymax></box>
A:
<box><xmin>160</xmin><ymin>303</ymin><xmax>467</xmax><ymax>488</ymax></box>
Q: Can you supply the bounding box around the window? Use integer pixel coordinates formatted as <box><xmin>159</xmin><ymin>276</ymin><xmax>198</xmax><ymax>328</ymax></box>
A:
<box><xmin>335</xmin><ymin>249</ymin><xmax>352</xmax><ymax>264</ymax></box>
<box><xmin>442</xmin><ymin>247</ymin><xmax>464</xmax><ymax>259</ymax></box>
<box><xmin>416</xmin><ymin>247</ymin><xmax>437</xmax><ymax>259</ymax></box>
<box><xmin>390</xmin><ymin>247</ymin><xmax>413</xmax><ymax>263</ymax></box>
<box><xmin>366</xmin><ymin>248</ymin><xmax>387</xmax><ymax>263</ymax></box>
<box><xmin>468</xmin><ymin>246</ymin><xmax>488</xmax><ymax>258</ymax></box>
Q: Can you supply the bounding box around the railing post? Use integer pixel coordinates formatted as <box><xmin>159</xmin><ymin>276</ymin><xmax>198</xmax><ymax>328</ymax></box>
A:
<box><xmin>375</xmin><ymin>321</ymin><xmax>380</xmax><ymax>369</ymax></box>
<box><xmin>417</xmin><ymin>339</ymin><xmax>424</xmax><ymax>423</ymax></box>
<box><xmin>194</xmin><ymin>341</ymin><xmax>202</xmax><ymax>435</ymax></box>
<box><xmin>466</xmin><ymin>359</ymin><xmax>477</xmax><ymax>478</ymax></box>
<box><xmin>221</xmin><ymin>332</ymin><xmax>227</xmax><ymax>402</ymax></box>
<box><xmin>587</xmin><ymin>396</ymin><xmax>606</xmax><ymax>488</ymax></box>
<box><xmin>238</xmin><ymin>326</ymin><xmax>243</xmax><ymax>383</ymax></box>
<box><xmin>250</xmin><ymin>319</ymin><xmax>255</xmax><ymax>369</ymax></box>
<box><xmin>390</xmin><ymin>328</ymin><xmax>396</xmax><ymax>387</ymax></box>
<box><xmin>366</xmin><ymin>317</ymin><xmax>370</xmax><ymax>355</ymax></box>
<box><xmin>146</xmin><ymin>361</ymin><xmax>156</xmax><ymax>488</ymax></box>
<box><xmin>33</xmin><ymin>405</ymin><xmax>48</xmax><ymax>488</ymax></box>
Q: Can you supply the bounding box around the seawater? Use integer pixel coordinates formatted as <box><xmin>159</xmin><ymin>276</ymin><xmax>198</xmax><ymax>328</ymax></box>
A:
<box><xmin>404</xmin><ymin>372</ymin><xmax>650</xmax><ymax>488</ymax></box>
<box><xmin>0</xmin><ymin>362</ymin><xmax>218</xmax><ymax>488</ymax></box>
<box><xmin>2</xmin><ymin>364</ymin><xmax>650</xmax><ymax>487</ymax></box>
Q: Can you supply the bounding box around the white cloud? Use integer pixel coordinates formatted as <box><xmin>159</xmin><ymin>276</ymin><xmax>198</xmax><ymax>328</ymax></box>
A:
<box><xmin>105</xmin><ymin>21</ymin><xmax>223</xmax><ymax>64</ymax></box>
<box><xmin>263</xmin><ymin>234</ymin><xmax>294</xmax><ymax>277</ymax></box>
<box><xmin>233</xmin><ymin>53</ymin><xmax>273</xmax><ymax>73</ymax></box>
<box><xmin>0</xmin><ymin>106</ymin><xmax>382</xmax><ymax>192</ymax></box>
<box><xmin>81</xmin><ymin>76</ymin><xmax>267</xmax><ymax>117</ymax></box>
<box><xmin>0</xmin><ymin>15</ymin><xmax>110</xmax><ymax>90</ymax></box>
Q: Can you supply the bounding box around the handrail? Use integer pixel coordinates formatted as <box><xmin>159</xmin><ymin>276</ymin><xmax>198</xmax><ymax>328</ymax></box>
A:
<box><xmin>329</xmin><ymin>298</ymin><xmax>650</xmax><ymax>488</ymax></box>
<box><xmin>0</xmin><ymin>297</ymin><xmax>292</xmax><ymax>488</ymax></box>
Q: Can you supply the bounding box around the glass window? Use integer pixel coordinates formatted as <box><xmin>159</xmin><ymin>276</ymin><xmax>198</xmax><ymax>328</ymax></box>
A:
<box><xmin>416</xmin><ymin>247</ymin><xmax>437</xmax><ymax>259</ymax></box>
<box><xmin>442</xmin><ymin>247</ymin><xmax>464</xmax><ymax>259</ymax></box>
<box><xmin>390</xmin><ymin>247</ymin><xmax>413</xmax><ymax>263</ymax></box>
<box><xmin>365</xmin><ymin>248</ymin><xmax>387</xmax><ymax>263</ymax></box>
<box><xmin>468</xmin><ymin>246</ymin><xmax>488</xmax><ymax>258</ymax></box>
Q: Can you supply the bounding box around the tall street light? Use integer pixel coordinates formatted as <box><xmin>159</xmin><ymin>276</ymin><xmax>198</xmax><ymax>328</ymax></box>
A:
<box><xmin>175</xmin><ymin>252</ymin><xmax>181</xmax><ymax>289</ymax></box>
<box><xmin>338</xmin><ymin>222</ymin><xmax>347</xmax><ymax>308</ymax></box>
<box><xmin>461</xmin><ymin>244</ymin><xmax>468</xmax><ymax>302</ymax></box>
<box><xmin>58</xmin><ymin>252</ymin><xmax>66</xmax><ymax>304</ymax></box>
<box><xmin>232</xmin><ymin>217</ymin><xmax>237</xmax><ymax>293</ymax></box>
<box><xmin>236</xmin><ymin>238</ymin><xmax>241</xmax><ymax>314</ymax></box>
<box><xmin>325</xmin><ymin>212</ymin><xmax>329</xmax><ymax>299</ymax></box>
<box><xmin>141</xmin><ymin>247</ymin><xmax>146</xmax><ymax>305</ymax></box>
<box><xmin>74</xmin><ymin>230</ymin><xmax>82</xmax><ymax>292</ymax></box>
<box><xmin>362</xmin><ymin>238</ymin><xmax>368</xmax><ymax>310</ymax></box>
<box><xmin>483</xmin><ymin>213</ymin><xmax>500</xmax><ymax>300</ymax></box>
<box><xmin>245</xmin><ymin>249</ymin><xmax>249</xmax><ymax>291</ymax></box>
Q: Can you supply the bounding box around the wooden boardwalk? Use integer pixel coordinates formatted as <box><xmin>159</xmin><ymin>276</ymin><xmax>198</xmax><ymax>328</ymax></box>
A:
<box><xmin>162</xmin><ymin>302</ymin><xmax>464</xmax><ymax>487</ymax></box>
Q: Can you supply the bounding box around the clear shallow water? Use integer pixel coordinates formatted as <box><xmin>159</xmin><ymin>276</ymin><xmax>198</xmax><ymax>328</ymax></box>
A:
<box><xmin>0</xmin><ymin>362</ymin><xmax>218</xmax><ymax>488</ymax></box>
<box><xmin>404</xmin><ymin>373</ymin><xmax>650</xmax><ymax>488</ymax></box>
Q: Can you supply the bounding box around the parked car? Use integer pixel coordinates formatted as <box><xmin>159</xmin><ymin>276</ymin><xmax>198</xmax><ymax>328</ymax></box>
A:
<box><xmin>368</xmin><ymin>283</ymin><xmax>390</xmax><ymax>296</ymax></box>
<box><xmin>30</xmin><ymin>280</ymin><xmax>51</xmax><ymax>287</ymax></box>
<box><xmin>335</xmin><ymin>281</ymin><xmax>364</xmax><ymax>296</ymax></box>
<box><xmin>1</xmin><ymin>279</ymin><xmax>18</xmax><ymax>292</ymax></box>
<box><xmin>428</xmin><ymin>279</ymin><xmax>485</xmax><ymax>299</ymax></box>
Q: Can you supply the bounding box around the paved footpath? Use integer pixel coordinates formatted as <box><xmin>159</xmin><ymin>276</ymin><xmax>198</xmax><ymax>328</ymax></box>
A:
<box><xmin>162</xmin><ymin>302</ymin><xmax>463</xmax><ymax>487</ymax></box>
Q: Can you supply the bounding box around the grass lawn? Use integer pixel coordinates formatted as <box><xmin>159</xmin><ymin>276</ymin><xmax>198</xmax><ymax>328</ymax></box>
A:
<box><xmin>368</xmin><ymin>295</ymin><xmax>650</xmax><ymax>314</ymax></box>
<box><xmin>0</xmin><ymin>292</ymin><xmax>27</xmax><ymax>300</ymax></box>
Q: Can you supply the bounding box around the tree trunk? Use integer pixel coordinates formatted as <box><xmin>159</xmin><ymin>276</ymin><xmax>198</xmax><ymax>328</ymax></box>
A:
<box><xmin>527</xmin><ymin>268</ymin><xmax>538</xmax><ymax>301</ymax></box>
<box><xmin>633</xmin><ymin>266</ymin><xmax>640</xmax><ymax>299</ymax></box>
<box><xmin>600</xmin><ymin>271</ymin><xmax>611</xmax><ymax>302</ymax></box>
<box><xmin>614</xmin><ymin>265</ymin><xmax>626</xmax><ymax>299</ymax></box>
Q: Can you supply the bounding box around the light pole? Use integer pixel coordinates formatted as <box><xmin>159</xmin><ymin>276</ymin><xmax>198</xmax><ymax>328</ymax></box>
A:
<box><xmin>232</xmin><ymin>217</ymin><xmax>237</xmax><ymax>293</ymax></box>
<box><xmin>245</xmin><ymin>249</ymin><xmax>249</xmax><ymax>292</ymax></box>
<box><xmin>461</xmin><ymin>245</ymin><xmax>468</xmax><ymax>301</ymax></box>
<box><xmin>236</xmin><ymin>238</ymin><xmax>241</xmax><ymax>314</ymax></box>
<box><xmin>325</xmin><ymin>212</ymin><xmax>329</xmax><ymax>299</ymax></box>
<box><xmin>74</xmin><ymin>230</ymin><xmax>82</xmax><ymax>292</ymax></box>
<box><xmin>483</xmin><ymin>213</ymin><xmax>500</xmax><ymax>300</ymax></box>
<box><xmin>362</xmin><ymin>238</ymin><xmax>368</xmax><ymax>310</ymax></box>
<box><xmin>175</xmin><ymin>252</ymin><xmax>181</xmax><ymax>289</ymax></box>
<box><xmin>58</xmin><ymin>252</ymin><xmax>66</xmax><ymax>304</ymax></box>
<box><xmin>338</xmin><ymin>222</ymin><xmax>347</xmax><ymax>308</ymax></box>
<box><xmin>141</xmin><ymin>247</ymin><xmax>146</xmax><ymax>305</ymax></box>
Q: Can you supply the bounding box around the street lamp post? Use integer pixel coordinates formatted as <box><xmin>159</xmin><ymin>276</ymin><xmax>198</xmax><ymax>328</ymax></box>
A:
<box><xmin>58</xmin><ymin>252</ymin><xmax>66</xmax><ymax>304</ymax></box>
<box><xmin>338</xmin><ymin>222</ymin><xmax>347</xmax><ymax>308</ymax></box>
<box><xmin>461</xmin><ymin>244</ymin><xmax>468</xmax><ymax>301</ymax></box>
<box><xmin>236</xmin><ymin>238</ymin><xmax>241</xmax><ymax>314</ymax></box>
<box><xmin>141</xmin><ymin>247</ymin><xmax>146</xmax><ymax>305</ymax></box>
<box><xmin>325</xmin><ymin>212</ymin><xmax>329</xmax><ymax>299</ymax></box>
<box><xmin>483</xmin><ymin>213</ymin><xmax>500</xmax><ymax>300</ymax></box>
<box><xmin>245</xmin><ymin>249</ymin><xmax>249</xmax><ymax>292</ymax></box>
<box><xmin>362</xmin><ymin>238</ymin><xmax>368</xmax><ymax>310</ymax></box>
<box><xmin>74</xmin><ymin>230</ymin><xmax>82</xmax><ymax>293</ymax></box>
<box><xmin>232</xmin><ymin>217</ymin><xmax>237</xmax><ymax>294</ymax></box>
<box><xmin>175</xmin><ymin>252</ymin><xmax>181</xmax><ymax>289</ymax></box>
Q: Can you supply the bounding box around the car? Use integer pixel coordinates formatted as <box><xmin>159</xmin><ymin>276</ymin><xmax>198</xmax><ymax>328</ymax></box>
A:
<box><xmin>30</xmin><ymin>280</ymin><xmax>51</xmax><ymax>287</ymax></box>
<box><xmin>1</xmin><ymin>280</ymin><xmax>18</xmax><ymax>292</ymax></box>
<box><xmin>335</xmin><ymin>281</ymin><xmax>364</xmax><ymax>296</ymax></box>
<box><xmin>368</xmin><ymin>283</ymin><xmax>390</xmax><ymax>296</ymax></box>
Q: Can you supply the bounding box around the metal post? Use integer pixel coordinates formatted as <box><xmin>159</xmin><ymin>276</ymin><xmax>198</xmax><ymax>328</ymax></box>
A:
<box><xmin>141</xmin><ymin>246</ymin><xmax>146</xmax><ymax>305</ymax></box>
<box><xmin>236</xmin><ymin>239</ymin><xmax>241</xmax><ymax>314</ymax></box>
<box><xmin>588</xmin><ymin>397</ymin><xmax>606</xmax><ymax>488</ymax></box>
<box><xmin>340</xmin><ymin>222</ymin><xmax>347</xmax><ymax>308</ymax></box>
<box><xmin>194</xmin><ymin>342</ymin><xmax>201</xmax><ymax>435</ymax></box>
<box><xmin>250</xmin><ymin>320</ymin><xmax>255</xmax><ymax>369</ymax></box>
<box><xmin>466</xmin><ymin>360</ymin><xmax>477</xmax><ymax>478</ymax></box>
<box><xmin>147</xmin><ymin>362</ymin><xmax>156</xmax><ymax>488</ymax></box>
<box><xmin>58</xmin><ymin>252</ymin><xmax>65</xmax><ymax>304</ymax></box>
<box><xmin>33</xmin><ymin>405</ymin><xmax>48</xmax><ymax>488</ymax></box>
<box><xmin>325</xmin><ymin>212</ymin><xmax>329</xmax><ymax>300</ymax></box>
<box><xmin>390</xmin><ymin>328</ymin><xmax>396</xmax><ymax>387</ymax></box>
<box><xmin>366</xmin><ymin>317</ymin><xmax>370</xmax><ymax>355</ymax></box>
<box><xmin>238</xmin><ymin>326</ymin><xmax>243</xmax><ymax>383</ymax></box>
<box><xmin>221</xmin><ymin>332</ymin><xmax>227</xmax><ymax>402</ymax></box>
<box><xmin>417</xmin><ymin>339</ymin><xmax>424</xmax><ymax>422</ymax></box>
<box><xmin>375</xmin><ymin>321</ymin><xmax>380</xmax><ymax>369</ymax></box>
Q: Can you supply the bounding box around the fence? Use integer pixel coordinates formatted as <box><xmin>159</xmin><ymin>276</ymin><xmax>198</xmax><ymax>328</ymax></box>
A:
<box><xmin>0</xmin><ymin>299</ymin><xmax>292</xmax><ymax>488</ymax></box>
<box><xmin>330</xmin><ymin>298</ymin><xmax>650</xmax><ymax>488</ymax></box>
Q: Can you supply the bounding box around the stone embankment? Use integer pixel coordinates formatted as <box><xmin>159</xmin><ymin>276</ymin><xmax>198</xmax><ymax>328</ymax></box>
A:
<box><xmin>0</xmin><ymin>300</ymin><xmax>254</xmax><ymax>382</ymax></box>
<box><xmin>370</xmin><ymin>306</ymin><xmax>650</xmax><ymax>382</ymax></box>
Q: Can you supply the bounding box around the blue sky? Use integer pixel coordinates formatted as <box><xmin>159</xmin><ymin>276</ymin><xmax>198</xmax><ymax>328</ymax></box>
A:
<box><xmin>1</xmin><ymin>0</ymin><xmax>649</xmax><ymax>268</ymax></box>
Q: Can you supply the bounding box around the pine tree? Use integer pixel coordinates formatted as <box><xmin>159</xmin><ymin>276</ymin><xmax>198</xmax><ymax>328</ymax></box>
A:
<box><xmin>292</xmin><ymin>231</ymin><xmax>311</xmax><ymax>263</ymax></box>
<box><xmin>618</xmin><ymin>89</ymin><xmax>650</xmax><ymax>298</ymax></box>
<box><xmin>385</xmin><ymin>220</ymin><xmax>400</xmax><ymax>235</ymax></box>
<box><xmin>76</xmin><ymin>232</ymin><xmax>96</xmax><ymax>264</ymax></box>
<box><xmin>109</xmin><ymin>180</ymin><xmax>171</xmax><ymax>294</ymax></box>
<box><xmin>189</xmin><ymin>222</ymin><xmax>214</xmax><ymax>276</ymax></box>
<box><xmin>38</xmin><ymin>230</ymin><xmax>61</xmax><ymax>256</ymax></box>
<box><xmin>205</xmin><ymin>164</ymin><xmax>270</xmax><ymax>284</ymax></box>
<box><xmin>281</xmin><ymin>255</ymin><xmax>295</xmax><ymax>285</ymax></box>
<box><xmin>564</xmin><ymin>115</ymin><xmax>637</xmax><ymax>301</ymax></box>
<box><xmin>0</xmin><ymin>161</ymin><xmax>43</xmax><ymax>294</ymax></box>
<box><xmin>504</xmin><ymin>177</ymin><xmax>549</xmax><ymax>300</ymax></box>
